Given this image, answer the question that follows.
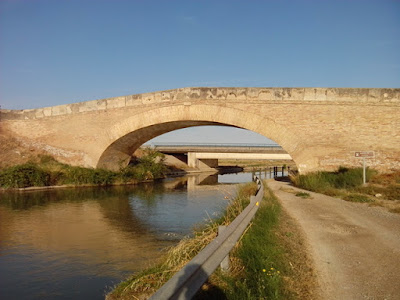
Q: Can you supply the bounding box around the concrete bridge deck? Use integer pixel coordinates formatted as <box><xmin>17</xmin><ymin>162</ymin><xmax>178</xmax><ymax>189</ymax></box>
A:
<box><xmin>151</xmin><ymin>143</ymin><xmax>292</xmax><ymax>170</ymax></box>
<box><xmin>153</xmin><ymin>143</ymin><xmax>286</xmax><ymax>154</ymax></box>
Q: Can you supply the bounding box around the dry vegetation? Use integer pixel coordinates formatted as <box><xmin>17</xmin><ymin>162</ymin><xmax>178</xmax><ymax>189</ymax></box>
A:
<box><xmin>273</xmin><ymin>201</ymin><xmax>319</xmax><ymax>299</ymax></box>
<box><xmin>291</xmin><ymin>168</ymin><xmax>400</xmax><ymax>214</ymax></box>
<box><xmin>0</xmin><ymin>132</ymin><xmax>49</xmax><ymax>169</ymax></box>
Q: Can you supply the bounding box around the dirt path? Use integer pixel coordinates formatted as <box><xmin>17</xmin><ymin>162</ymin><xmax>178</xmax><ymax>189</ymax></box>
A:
<box><xmin>267</xmin><ymin>180</ymin><xmax>400</xmax><ymax>300</ymax></box>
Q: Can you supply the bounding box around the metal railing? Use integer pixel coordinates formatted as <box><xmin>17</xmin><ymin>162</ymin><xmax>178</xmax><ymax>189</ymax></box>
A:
<box><xmin>152</xmin><ymin>142</ymin><xmax>280</xmax><ymax>148</ymax></box>
<box><xmin>149</xmin><ymin>176</ymin><xmax>264</xmax><ymax>300</ymax></box>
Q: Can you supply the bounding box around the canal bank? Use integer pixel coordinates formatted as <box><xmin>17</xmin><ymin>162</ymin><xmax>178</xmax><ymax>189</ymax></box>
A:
<box><xmin>108</xmin><ymin>179</ymin><xmax>317</xmax><ymax>300</ymax></box>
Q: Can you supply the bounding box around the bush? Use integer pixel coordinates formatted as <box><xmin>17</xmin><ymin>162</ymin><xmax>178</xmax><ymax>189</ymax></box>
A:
<box><xmin>62</xmin><ymin>166</ymin><xmax>116</xmax><ymax>185</ymax></box>
<box><xmin>120</xmin><ymin>148</ymin><xmax>168</xmax><ymax>182</ymax></box>
<box><xmin>0</xmin><ymin>150</ymin><xmax>168</xmax><ymax>189</ymax></box>
<box><xmin>92</xmin><ymin>169</ymin><xmax>117</xmax><ymax>185</ymax></box>
<box><xmin>0</xmin><ymin>163</ymin><xmax>50</xmax><ymax>188</ymax></box>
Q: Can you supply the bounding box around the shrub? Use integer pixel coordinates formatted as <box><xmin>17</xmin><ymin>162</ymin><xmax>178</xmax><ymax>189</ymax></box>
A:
<box><xmin>0</xmin><ymin>149</ymin><xmax>168</xmax><ymax>188</ymax></box>
<box><xmin>62</xmin><ymin>166</ymin><xmax>96</xmax><ymax>185</ymax></box>
<box><xmin>62</xmin><ymin>166</ymin><xmax>116</xmax><ymax>185</ymax></box>
<box><xmin>0</xmin><ymin>163</ymin><xmax>50</xmax><ymax>188</ymax></box>
<box><xmin>91</xmin><ymin>169</ymin><xmax>117</xmax><ymax>185</ymax></box>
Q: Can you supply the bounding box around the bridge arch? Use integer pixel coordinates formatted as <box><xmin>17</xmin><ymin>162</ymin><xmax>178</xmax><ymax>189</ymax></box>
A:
<box><xmin>96</xmin><ymin>104</ymin><xmax>305</xmax><ymax>171</ymax></box>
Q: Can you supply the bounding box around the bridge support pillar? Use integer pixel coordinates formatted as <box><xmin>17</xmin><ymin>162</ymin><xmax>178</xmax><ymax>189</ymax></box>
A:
<box><xmin>188</xmin><ymin>152</ymin><xmax>218</xmax><ymax>170</ymax></box>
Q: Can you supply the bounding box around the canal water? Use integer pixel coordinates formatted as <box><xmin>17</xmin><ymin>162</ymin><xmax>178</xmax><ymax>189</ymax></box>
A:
<box><xmin>0</xmin><ymin>171</ymin><xmax>274</xmax><ymax>299</ymax></box>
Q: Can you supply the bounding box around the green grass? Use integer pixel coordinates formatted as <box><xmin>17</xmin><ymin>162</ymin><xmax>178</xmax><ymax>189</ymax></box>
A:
<box><xmin>343</xmin><ymin>193</ymin><xmax>373</xmax><ymax>203</ymax></box>
<box><xmin>295</xmin><ymin>192</ymin><xmax>311</xmax><ymax>199</ymax></box>
<box><xmin>0</xmin><ymin>163</ymin><xmax>51</xmax><ymax>188</ymax></box>
<box><xmin>290</xmin><ymin>167</ymin><xmax>382</xmax><ymax>201</ymax></box>
<box><xmin>204</xmin><ymin>187</ymin><xmax>293</xmax><ymax>300</ymax></box>
<box><xmin>291</xmin><ymin>167</ymin><xmax>376</xmax><ymax>194</ymax></box>
<box><xmin>291</xmin><ymin>168</ymin><xmax>400</xmax><ymax>213</ymax></box>
<box><xmin>0</xmin><ymin>150</ymin><xmax>168</xmax><ymax>189</ymax></box>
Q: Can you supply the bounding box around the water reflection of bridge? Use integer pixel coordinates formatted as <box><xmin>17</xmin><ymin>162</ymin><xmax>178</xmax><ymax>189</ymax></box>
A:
<box><xmin>164</xmin><ymin>169</ymin><xmax>287</xmax><ymax>192</ymax></box>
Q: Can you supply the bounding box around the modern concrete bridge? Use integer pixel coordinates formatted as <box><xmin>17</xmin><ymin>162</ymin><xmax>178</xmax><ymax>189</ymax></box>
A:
<box><xmin>1</xmin><ymin>87</ymin><xmax>399</xmax><ymax>173</ymax></box>
<box><xmin>153</xmin><ymin>143</ymin><xmax>292</xmax><ymax>169</ymax></box>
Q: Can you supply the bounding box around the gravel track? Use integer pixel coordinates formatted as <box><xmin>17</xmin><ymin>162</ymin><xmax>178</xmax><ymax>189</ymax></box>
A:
<box><xmin>267</xmin><ymin>180</ymin><xmax>400</xmax><ymax>300</ymax></box>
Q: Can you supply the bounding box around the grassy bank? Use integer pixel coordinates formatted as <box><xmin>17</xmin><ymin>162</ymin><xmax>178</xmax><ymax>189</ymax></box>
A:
<box><xmin>201</xmin><ymin>184</ymin><xmax>316</xmax><ymax>300</ymax></box>
<box><xmin>0</xmin><ymin>149</ymin><xmax>167</xmax><ymax>189</ymax></box>
<box><xmin>291</xmin><ymin>167</ymin><xmax>400</xmax><ymax>213</ymax></box>
<box><xmin>108</xmin><ymin>181</ymin><xmax>316</xmax><ymax>299</ymax></box>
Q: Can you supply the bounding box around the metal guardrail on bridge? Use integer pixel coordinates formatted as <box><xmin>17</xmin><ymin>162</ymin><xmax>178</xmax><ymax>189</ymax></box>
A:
<box><xmin>151</xmin><ymin>143</ymin><xmax>285</xmax><ymax>154</ymax></box>
<box><xmin>149</xmin><ymin>176</ymin><xmax>264</xmax><ymax>300</ymax></box>
<box><xmin>152</xmin><ymin>142</ymin><xmax>280</xmax><ymax>148</ymax></box>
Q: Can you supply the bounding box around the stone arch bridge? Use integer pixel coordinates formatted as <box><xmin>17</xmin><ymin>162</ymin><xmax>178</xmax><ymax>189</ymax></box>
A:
<box><xmin>1</xmin><ymin>87</ymin><xmax>399</xmax><ymax>173</ymax></box>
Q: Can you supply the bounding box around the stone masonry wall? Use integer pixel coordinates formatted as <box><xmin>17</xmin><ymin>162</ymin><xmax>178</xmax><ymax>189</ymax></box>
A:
<box><xmin>1</xmin><ymin>87</ymin><xmax>399</xmax><ymax>120</ymax></box>
<box><xmin>1</xmin><ymin>87</ymin><xmax>399</xmax><ymax>173</ymax></box>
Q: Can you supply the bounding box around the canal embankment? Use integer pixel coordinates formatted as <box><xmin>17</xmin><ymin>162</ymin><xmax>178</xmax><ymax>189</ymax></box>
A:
<box><xmin>108</xmin><ymin>181</ymin><xmax>318</xmax><ymax>300</ymax></box>
<box><xmin>0</xmin><ymin>150</ymin><xmax>167</xmax><ymax>191</ymax></box>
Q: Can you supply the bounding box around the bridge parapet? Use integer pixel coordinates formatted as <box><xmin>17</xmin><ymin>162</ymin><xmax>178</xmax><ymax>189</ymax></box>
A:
<box><xmin>1</xmin><ymin>87</ymin><xmax>399</xmax><ymax>120</ymax></box>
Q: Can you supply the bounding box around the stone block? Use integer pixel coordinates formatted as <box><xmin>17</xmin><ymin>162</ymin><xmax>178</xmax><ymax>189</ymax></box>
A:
<box><xmin>216</xmin><ymin>88</ymin><xmax>227</xmax><ymax>99</ymax></box>
<box><xmin>35</xmin><ymin>109</ymin><xmax>45</xmax><ymax>118</ymax></box>
<box><xmin>174</xmin><ymin>88</ymin><xmax>189</xmax><ymax>101</ymax></box>
<box><xmin>282</xmin><ymin>88</ymin><xmax>305</xmax><ymax>100</ymax></box>
<box><xmin>96</xmin><ymin>99</ymin><xmax>107</xmax><ymax>110</ymax></box>
<box><xmin>78</xmin><ymin>100</ymin><xmax>99</xmax><ymax>112</ymax></box>
<box><xmin>203</xmin><ymin>88</ymin><xmax>218</xmax><ymax>99</ymax></box>
<box><xmin>257</xmin><ymin>89</ymin><xmax>274</xmax><ymax>100</ymax></box>
<box><xmin>161</xmin><ymin>91</ymin><xmax>171</xmax><ymax>101</ymax></box>
<box><xmin>107</xmin><ymin>97</ymin><xmax>126</xmax><ymax>109</ymax></box>
<box><xmin>271</xmin><ymin>88</ymin><xmax>284</xmax><ymax>100</ymax></box>
<box><xmin>188</xmin><ymin>88</ymin><xmax>201</xmax><ymax>99</ymax></box>
<box><xmin>141</xmin><ymin>93</ymin><xmax>155</xmax><ymax>104</ymax></box>
<box><xmin>326</xmin><ymin>88</ymin><xmax>339</xmax><ymax>101</ymax></box>
<box><xmin>52</xmin><ymin>105</ymin><xmax>69</xmax><ymax>116</ymax></box>
<box><xmin>43</xmin><ymin>107</ymin><xmax>52</xmax><ymax>116</ymax></box>
<box><xmin>380</xmin><ymin>89</ymin><xmax>399</xmax><ymax>103</ymax></box>
<box><xmin>226</xmin><ymin>89</ymin><xmax>238</xmax><ymax>100</ymax></box>
<box><xmin>236</xmin><ymin>88</ymin><xmax>247</xmax><ymax>100</ymax></box>
<box><xmin>247</xmin><ymin>88</ymin><xmax>261</xmax><ymax>99</ymax></box>
<box><xmin>154</xmin><ymin>93</ymin><xmax>162</xmax><ymax>102</ymax></box>
<box><xmin>126</xmin><ymin>95</ymin><xmax>141</xmax><ymax>106</ymax></box>
<box><xmin>304</xmin><ymin>88</ymin><xmax>327</xmax><ymax>101</ymax></box>
<box><xmin>337</xmin><ymin>88</ymin><xmax>368</xmax><ymax>102</ymax></box>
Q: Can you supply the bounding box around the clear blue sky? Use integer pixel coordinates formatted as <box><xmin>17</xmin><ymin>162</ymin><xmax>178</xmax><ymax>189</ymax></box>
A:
<box><xmin>1</xmin><ymin>0</ymin><xmax>399</xmax><ymax>144</ymax></box>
